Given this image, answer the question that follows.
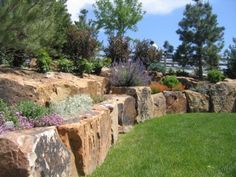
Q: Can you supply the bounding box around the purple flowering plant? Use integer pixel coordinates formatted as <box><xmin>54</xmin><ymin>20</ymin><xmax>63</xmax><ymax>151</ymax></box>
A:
<box><xmin>0</xmin><ymin>101</ymin><xmax>64</xmax><ymax>135</ymax></box>
<box><xmin>110</xmin><ymin>60</ymin><xmax>151</xmax><ymax>87</ymax></box>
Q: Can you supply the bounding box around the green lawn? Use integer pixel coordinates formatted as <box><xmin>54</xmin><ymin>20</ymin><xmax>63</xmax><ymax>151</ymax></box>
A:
<box><xmin>90</xmin><ymin>113</ymin><xmax>236</xmax><ymax>177</ymax></box>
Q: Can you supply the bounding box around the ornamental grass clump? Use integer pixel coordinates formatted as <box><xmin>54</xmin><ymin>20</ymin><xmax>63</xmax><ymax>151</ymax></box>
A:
<box><xmin>50</xmin><ymin>94</ymin><xmax>93</xmax><ymax>119</ymax></box>
<box><xmin>110</xmin><ymin>60</ymin><xmax>151</xmax><ymax>87</ymax></box>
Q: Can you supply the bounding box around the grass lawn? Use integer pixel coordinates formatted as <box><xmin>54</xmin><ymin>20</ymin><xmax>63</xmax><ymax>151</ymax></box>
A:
<box><xmin>90</xmin><ymin>113</ymin><xmax>236</xmax><ymax>177</ymax></box>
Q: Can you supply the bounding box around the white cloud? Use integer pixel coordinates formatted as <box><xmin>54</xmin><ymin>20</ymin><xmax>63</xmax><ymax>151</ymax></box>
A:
<box><xmin>66</xmin><ymin>0</ymin><xmax>95</xmax><ymax>21</ymax></box>
<box><xmin>142</xmin><ymin>0</ymin><xmax>192</xmax><ymax>14</ymax></box>
<box><xmin>66</xmin><ymin>0</ymin><xmax>192</xmax><ymax>20</ymax></box>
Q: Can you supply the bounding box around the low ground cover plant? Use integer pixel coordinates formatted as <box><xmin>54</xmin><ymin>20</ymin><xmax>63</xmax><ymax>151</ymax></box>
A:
<box><xmin>150</xmin><ymin>82</ymin><xmax>185</xmax><ymax>94</ymax></box>
<box><xmin>50</xmin><ymin>94</ymin><xmax>93</xmax><ymax>119</ymax></box>
<box><xmin>150</xmin><ymin>75</ymin><xmax>184</xmax><ymax>94</ymax></box>
<box><xmin>0</xmin><ymin>99</ymin><xmax>64</xmax><ymax>135</ymax></box>
<box><xmin>15</xmin><ymin>100</ymin><xmax>49</xmax><ymax>119</ymax></box>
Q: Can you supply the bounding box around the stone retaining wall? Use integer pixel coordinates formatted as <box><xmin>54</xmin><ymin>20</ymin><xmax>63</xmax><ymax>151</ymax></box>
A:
<box><xmin>0</xmin><ymin>80</ymin><xmax>236</xmax><ymax>176</ymax></box>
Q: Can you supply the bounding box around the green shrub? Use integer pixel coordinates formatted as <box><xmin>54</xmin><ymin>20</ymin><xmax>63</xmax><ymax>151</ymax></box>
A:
<box><xmin>176</xmin><ymin>70</ymin><xmax>189</xmax><ymax>77</ymax></box>
<box><xmin>148</xmin><ymin>62</ymin><xmax>165</xmax><ymax>73</ymax></box>
<box><xmin>50</xmin><ymin>94</ymin><xmax>93</xmax><ymax>119</ymax></box>
<box><xmin>58</xmin><ymin>57</ymin><xmax>75</xmax><ymax>73</ymax></box>
<box><xmin>0</xmin><ymin>99</ymin><xmax>16</xmax><ymax>123</ymax></box>
<box><xmin>207</xmin><ymin>69</ymin><xmax>225</xmax><ymax>83</ymax></box>
<box><xmin>75</xmin><ymin>59</ymin><xmax>94</xmax><ymax>75</ymax></box>
<box><xmin>167</xmin><ymin>68</ymin><xmax>176</xmax><ymax>75</ymax></box>
<box><xmin>91</xmin><ymin>58</ymin><xmax>112</xmax><ymax>75</ymax></box>
<box><xmin>91</xmin><ymin>95</ymin><xmax>107</xmax><ymax>104</ymax></box>
<box><xmin>36</xmin><ymin>50</ymin><xmax>52</xmax><ymax>73</ymax></box>
<box><xmin>15</xmin><ymin>101</ymin><xmax>48</xmax><ymax>119</ymax></box>
<box><xmin>161</xmin><ymin>75</ymin><xmax>180</xmax><ymax>88</ymax></box>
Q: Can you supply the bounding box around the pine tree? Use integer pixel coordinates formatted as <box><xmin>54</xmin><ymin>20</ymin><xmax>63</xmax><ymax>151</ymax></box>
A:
<box><xmin>0</xmin><ymin>0</ymin><xmax>71</xmax><ymax>64</ymax></box>
<box><xmin>226</xmin><ymin>38</ymin><xmax>236</xmax><ymax>78</ymax></box>
<box><xmin>176</xmin><ymin>0</ymin><xmax>224</xmax><ymax>78</ymax></box>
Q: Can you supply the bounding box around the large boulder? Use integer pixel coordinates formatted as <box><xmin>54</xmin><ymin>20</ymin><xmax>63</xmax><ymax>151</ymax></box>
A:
<box><xmin>0</xmin><ymin>68</ymin><xmax>108</xmax><ymax>105</ymax></box>
<box><xmin>57</xmin><ymin>105</ymin><xmax>111</xmax><ymax>176</ymax></box>
<box><xmin>209</xmin><ymin>81</ymin><xmax>236</xmax><ymax>112</ymax></box>
<box><xmin>0</xmin><ymin>127</ymin><xmax>72</xmax><ymax>177</ymax></box>
<box><xmin>184</xmin><ymin>90</ymin><xmax>209</xmax><ymax>112</ymax></box>
<box><xmin>152</xmin><ymin>93</ymin><xmax>166</xmax><ymax>117</ymax></box>
<box><xmin>177</xmin><ymin>77</ymin><xmax>198</xmax><ymax>89</ymax></box>
<box><xmin>112</xmin><ymin>87</ymin><xmax>154</xmax><ymax>123</ymax></box>
<box><xmin>102</xmin><ymin>95</ymin><xmax>137</xmax><ymax>135</ymax></box>
<box><xmin>163</xmin><ymin>91</ymin><xmax>187</xmax><ymax>114</ymax></box>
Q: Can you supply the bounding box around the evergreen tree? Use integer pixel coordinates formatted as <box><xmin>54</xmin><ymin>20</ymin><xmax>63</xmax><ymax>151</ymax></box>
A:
<box><xmin>0</xmin><ymin>0</ymin><xmax>71</xmax><ymax>65</ymax></box>
<box><xmin>173</xmin><ymin>43</ymin><xmax>193</xmax><ymax>69</ymax></box>
<box><xmin>226</xmin><ymin>38</ymin><xmax>236</xmax><ymax>78</ymax></box>
<box><xmin>163</xmin><ymin>41</ymin><xmax>174</xmax><ymax>56</ymax></box>
<box><xmin>163</xmin><ymin>41</ymin><xmax>174</xmax><ymax>71</ymax></box>
<box><xmin>93</xmin><ymin>0</ymin><xmax>145</xmax><ymax>37</ymax></box>
<box><xmin>176</xmin><ymin>0</ymin><xmax>224</xmax><ymax>78</ymax></box>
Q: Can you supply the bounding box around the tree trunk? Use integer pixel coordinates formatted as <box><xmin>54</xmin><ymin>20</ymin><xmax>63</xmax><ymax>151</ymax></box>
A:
<box><xmin>198</xmin><ymin>57</ymin><xmax>203</xmax><ymax>79</ymax></box>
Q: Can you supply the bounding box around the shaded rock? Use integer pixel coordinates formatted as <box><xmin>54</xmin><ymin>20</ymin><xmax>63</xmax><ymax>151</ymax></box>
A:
<box><xmin>102</xmin><ymin>95</ymin><xmax>137</xmax><ymax>135</ymax></box>
<box><xmin>152</xmin><ymin>93</ymin><xmax>166</xmax><ymax>117</ymax></box>
<box><xmin>112</xmin><ymin>87</ymin><xmax>154</xmax><ymax>123</ymax></box>
<box><xmin>184</xmin><ymin>90</ymin><xmax>209</xmax><ymax>112</ymax></box>
<box><xmin>0</xmin><ymin>68</ymin><xmax>108</xmax><ymax>105</ymax></box>
<box><xmin>177</xmin><ymin>77</ymin><xmax>198</xmax><ymax>89</ymax></box>
<box><xmin>57</xmin><ymin>105</ymin><xmax>111</xmax><ymax>176</ymax></box>
<box><xmin>149</xmin><ymin>71</ymin><xmax>163</xmax><ymax>82</ymax></box>
<box><xmin>210</xmin><ymin>81</ymin><xmax>236</xmax><ymax>112</ymax></box>
<box><xmin>0</xmin><ymin>127</ymin><xmax>72</xmax><ymax>177</ymax></box>
<box><xmin>163</xmin><ymin>91</ymin><xmax>187</xmax><ymax>114</ymax></box>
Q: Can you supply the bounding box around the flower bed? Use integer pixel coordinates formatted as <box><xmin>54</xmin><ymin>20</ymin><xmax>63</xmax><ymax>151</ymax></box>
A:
<box><xmin>0</xmin><ymin>94</ymin><xmax>93</xmax><ymax>135</ymax></box>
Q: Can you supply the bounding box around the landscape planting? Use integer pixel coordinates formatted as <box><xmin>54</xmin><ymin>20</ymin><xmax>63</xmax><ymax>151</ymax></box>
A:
<box><xmin>0</xmin><ymin>0</ymin><xmax>235</xmax><ymax>177</ymax></box>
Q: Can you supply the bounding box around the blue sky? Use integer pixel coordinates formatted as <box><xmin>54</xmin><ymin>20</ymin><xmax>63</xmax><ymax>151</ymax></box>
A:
<box><xmin>67</xmin><ymin>0</ymin><xmax>236</xmax><ymax>51</ymax></box>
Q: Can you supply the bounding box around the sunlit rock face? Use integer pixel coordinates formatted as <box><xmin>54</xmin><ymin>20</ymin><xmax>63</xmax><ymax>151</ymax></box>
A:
<box><xmin>0</xmin><ymin>127</ymin><xmax>72</xmax><ymax>177</ymax></box>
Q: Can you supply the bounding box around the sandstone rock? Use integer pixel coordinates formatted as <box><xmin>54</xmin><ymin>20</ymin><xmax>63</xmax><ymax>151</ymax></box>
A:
<box><xmin>210</xmin><ymin>81</ymin><xmax>236</xmax><ymax>112</ymax></box>
<box><xmin>163</xmin><ymin>91</ymin><xmax>187</xmax><ymax>114</ymax></box>
<box><xmin>112</xmin><ymin>87</ymin><xmax>154</xmax><ymax>123</ymax></box>
<box><xmin>57</xmin><ymin>105</ymin><xmax>111</xmax><ymax>176</ymax></box>
<box><xmin>152</xmin><ymin>93</ymin><xmax>166</xmax><ymax>117</ymax></box>
<box><xmin>102</xmin><ymin>95</ymin><xmax>137</xmax><ymax>135</ymax></box>
<box><xmin>102</xmin><ymin>102</ymin><xmax>119</xmax><ymax>143</ymax></box>
<box><xmin>177</xmin><ymin>77</ymin><xmax>198</xmax><ymax>89</ymax></box>
<box><xmin>0</xmin><ymin>68</ymin><xmax>108</xmax><ymax>105</ymax></box>
<box><xmin>149</xmin><ymin>71</ymin><xmax>163</xmax><ymax>82</ymax></box>
<box><xmin>100</xmin><ymin>67</ymin><xmax>111</xmax><ymax>78</ymax></box>
<box><xmin>184</xmin><ymin>90</ymin><xmax>209</xmax><ymax>112</ymax></box>
<box><xmin>0</xmin><ymin>127</ymin><xmax>72</xmax><ymax>177</ymax></box>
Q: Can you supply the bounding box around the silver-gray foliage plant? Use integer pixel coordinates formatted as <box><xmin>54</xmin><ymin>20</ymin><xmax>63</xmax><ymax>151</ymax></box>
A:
<box><xmin>50</xmin><ymin>94</ymin><xmax>93</xmax><ymax>120</ymax></box>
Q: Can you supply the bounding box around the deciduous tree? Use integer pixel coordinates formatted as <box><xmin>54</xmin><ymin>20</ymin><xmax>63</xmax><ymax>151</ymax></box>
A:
<box><xmin>94</xmin><ymin>0</ymin><xmax>145</xmax><ymax>37</ymax></box>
